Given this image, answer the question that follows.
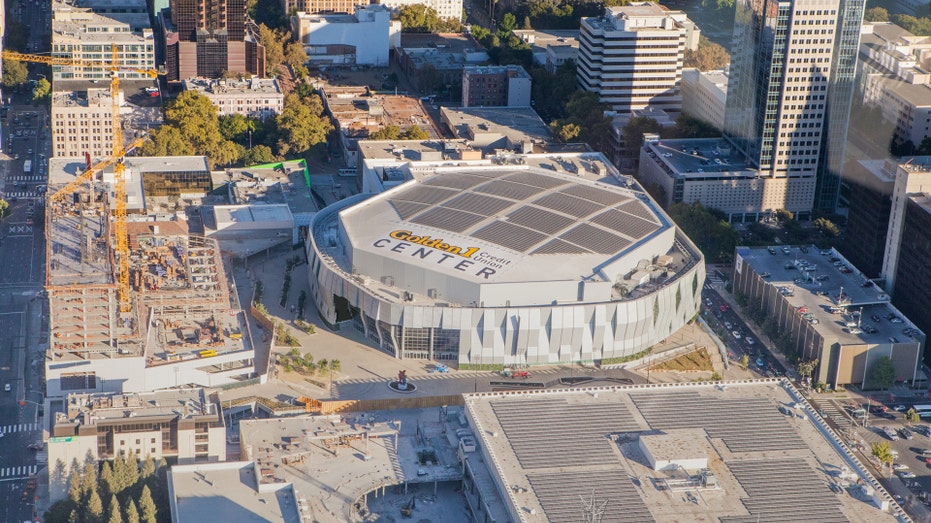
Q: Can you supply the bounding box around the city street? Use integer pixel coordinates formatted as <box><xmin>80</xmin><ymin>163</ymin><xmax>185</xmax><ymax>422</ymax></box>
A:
<box><xmin>0</xmin><ymin>1</ymin><xmax>53</xmax><ymax>520</ymax></box>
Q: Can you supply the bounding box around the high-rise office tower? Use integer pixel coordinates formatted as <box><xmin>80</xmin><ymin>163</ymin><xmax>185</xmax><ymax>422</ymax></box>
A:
<box><xmin>723</xmin><ymin>0</ymin><xmax>864</xmax><ymax>216</ymax></box>
<box><xmin>577</xmin><ymin>3</ymin><xmax>699</xmax><ymax>115</ymax></box>
<box><xmin>161</xmin><ymin>0</ymin><xmax>265</xmax><ymax>81</ymax></box>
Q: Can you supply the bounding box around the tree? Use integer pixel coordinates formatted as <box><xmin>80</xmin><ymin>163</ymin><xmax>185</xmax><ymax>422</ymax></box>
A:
<box><xmin>813</xmin><ymin>217</ymin><xmax>840</xmax><ymax>238</ymax></box>
<box><xmin>139</xmin><ymin>126</ymin><xmax>196</xmax><ymax>157</ymax></box>
<box><xmin>870</xmin><ymin>356</ymin><xmax>896</xmax><ymax>390</ymax></box>
<box><xmin>161</xmin><ymin>91</ymin><xmax>241</xmax><ymax>166</ymax></box>
<box><xmin>399</xmin><ymin>4</ymin><xmax>441</xmax><ymax>33</ymax></box>
<box><xmin>499</xmin><ymin>12</ymin><xmax>517</xmax><ymax>34</ymax></box>
<box><xmin>522</xmin><ymin>16</ymin><xmax>532</xmax><ymax>29</ymax></box>
<box><xmin>276</xmin><ymin>94</ymin><xmax>333</xmax><ymax>155</ymax></box>
<box><xmin>871</xmin><ymin>441</ymin><xmax>895</xmax><ymax>472</ymax></box>
<box><xmin>0</xmin><ymin>199</ymin><xmax>9</xmax><ymax>221</ymax></box>
<box><xmin>243</xmin><ymin>144</ymin><xmax>277</xmax><ymax>165</ymax></box>
<box><xmin>864</xmin><ymin>7</ymin><xmax>889</xmax><ymax>22</ymax></box>
<box><xmin>551</xmin><ymin>121</ymin><xmax>581</xmax><ymax>143</ymax></box>
<box><xmin>219</xmin><ymin>114</ymin><xmax>256</xmax><ymax>143</ymax></box>
<box><xmin>906</xmin><ymin>408</ymin><xmax>921</xmax><ymax>424</ymax></box>
<box><xmin>141</xmin><ymin>456</ymin><xmax>156</xmax><ymax>479</ymax></box>
<box><xmin>107</xmin><ymin>494</ymin><xmax>123</xmax><ymax>523</ymax></box>
<box><xmin>33</xmin><ymin>78</ymin><xmax>51</xmax><ymax>104</ymax></box>
<box><xmin>667</xmin><ymin>202</ymin><xmax>740</xmax><ymax>263</ymax></box>
<box><xmin>684</xmin><ymin>36</ymin><xmax>730</xmax><ymax>71</ymax></box>
<box><xmin>369</xmin><ymin>125</ymin><xmax>400</xmax><ymax>141</ymax></box>
<box><xmin>330</xmin><ymin>359</ymin><xmax>341</xmax><ymax>372</ymax></box>
<box><xmin>258</xmin><ymin>24</ymin><xmax>286</xmax><ymax>75</ymax></box>
<box><xmin>284</xmin><ymin>42</ymin><xmax>309</xmax><ymax>69</ymax></box>
<box><xmin>2</xmin><ymin>60</ymin><xmax>28</xmax><ymax>87</ymax></box>
<box><xmin>99</xmin><ymin>461</ymin><xmax>114</xmax><ymax>500</ymax></box>
<box><xmin>124</xmin><ymin>499</ymin><xmax>140</xmax><ymax>523</ymax></box>
<box><xmin>739</xmin><ymin>354</ymin><xmax>749</xmax><ymax>369</ymax></box>
<box><xmin>67</xmin><ymin>468</ymin><xmax>83</xmax><ymax>505</ymax></box>
<box><xmin>138</xmin><ymin>485</ymin><xmax>157</xmax><ymax>523</ymax></box>
<box><xmin>400</xmin><ymin>125</ymin><xmax>429</xmax><ymax>140</ymax></box>
<box><xmin>86</xmin><ymin>487</ymin><xmax>104</xmax><ymax>523</ymax></box>
<box><xmin>797</xmin><ymin>359</ymin><xmax>819</xmax><ymax>380</ymax></box>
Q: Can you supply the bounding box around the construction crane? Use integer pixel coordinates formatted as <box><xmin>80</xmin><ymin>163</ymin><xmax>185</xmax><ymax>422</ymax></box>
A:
<box><xmin>3</xmin><ymin>47</ymin><xmax>162</xmax><ymax>313</ymax></box>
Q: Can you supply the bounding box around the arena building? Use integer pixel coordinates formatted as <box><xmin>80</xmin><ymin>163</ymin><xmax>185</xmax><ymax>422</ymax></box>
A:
<box><xmin>307</xmin><ymin>149</ymin><xmax>705</xmax><ymax>365</ymax></box>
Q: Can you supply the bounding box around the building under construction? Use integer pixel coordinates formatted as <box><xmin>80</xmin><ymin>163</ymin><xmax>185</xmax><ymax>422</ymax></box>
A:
<box><xmin>44</xmin><ymin>166</ymin><xmax>257</xmax><ymax>397</ymax></box>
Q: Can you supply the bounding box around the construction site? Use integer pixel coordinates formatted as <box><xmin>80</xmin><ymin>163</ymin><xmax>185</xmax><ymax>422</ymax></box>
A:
<box><xmin>44</xmin><ymin>176</ymin><xmax>257</xmax><ymax>397</ymax></box>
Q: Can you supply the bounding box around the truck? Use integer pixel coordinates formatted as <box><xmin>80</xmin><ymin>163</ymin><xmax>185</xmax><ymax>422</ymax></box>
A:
<box><xmin>23</xmin><ymin>160</ymin><xmax>31</xmax><ymax>174</ymax></box>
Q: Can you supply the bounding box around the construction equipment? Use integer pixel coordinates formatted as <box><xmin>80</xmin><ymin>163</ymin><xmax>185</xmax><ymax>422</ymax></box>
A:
<box><xmin>400</xmin><ymin>496</ymin><xmax>415</xmax><ymax>518</ymax></box>
<box><xmin>3</xmin><ymin>47</ymin><xmax>162</xmax><ymax>313</ymax></box>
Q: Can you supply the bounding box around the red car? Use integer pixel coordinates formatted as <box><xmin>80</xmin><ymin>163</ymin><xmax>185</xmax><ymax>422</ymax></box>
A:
<box><xmin>719</xmin><ymin>304</ymin><xmax>730</xmax><ymax>312</ymax></box>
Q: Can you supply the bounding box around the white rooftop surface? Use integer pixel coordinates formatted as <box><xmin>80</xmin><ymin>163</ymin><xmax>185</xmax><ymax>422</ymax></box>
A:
<box><xmin>465</xmin><ymin>380</ymin><xmax>901</xmax><ymax>523</ymax></box>
<box><xmin>338</xmin><ymin>163</ymin><xmax>672</xmax><ymax>285</ymax></box>
<box><xmin>213</xmin><ymin>204</ymin><xmax>294</xmax><ymax>225</ymax></box>
<box><xmin>169</xmin><ymin>461</ymin><xmax>300</xmax><ymax>523</ymax></box>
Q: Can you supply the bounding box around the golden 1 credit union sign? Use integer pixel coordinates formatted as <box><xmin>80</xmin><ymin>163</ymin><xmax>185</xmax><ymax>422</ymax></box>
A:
<box><xmin>372</xmin><ymin>230</ymin><xmax>512</xmax><ymax>279</ymax></box>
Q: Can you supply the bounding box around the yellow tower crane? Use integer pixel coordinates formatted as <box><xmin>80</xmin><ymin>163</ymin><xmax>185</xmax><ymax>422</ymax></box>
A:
<box><xmin>3</xmin><ymin>47</ymin><xmax>162</xmax><ymax>313</ymax></box>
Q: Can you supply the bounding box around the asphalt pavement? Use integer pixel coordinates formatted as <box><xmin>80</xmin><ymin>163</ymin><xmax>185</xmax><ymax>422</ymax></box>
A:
<box><xmin>0</xmin><ymin>2</ymin><xmax>52</xmax><ymax>520</ymax></box>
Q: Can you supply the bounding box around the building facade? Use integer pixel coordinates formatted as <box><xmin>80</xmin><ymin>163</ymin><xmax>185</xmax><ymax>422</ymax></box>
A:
<box><xmin>161</xmin><ymin>0</ymin><xmax>265</xmax><ymax>81</ymax></box>
<box><xmin>182</xmin><ymin>77</ymin><xmax>284</xmax><ymax>118</ymax></box>
<box><xmin>461</xmin><ymin>65</ymin><xmax>531</xmax><ymax>108</ymax></box>
<box><xmin>48</xmin><ymin>389</ymin><xmax>226</xmax><ymax>502</ymax></box>
<box><xmin>723</xmin><ymin>0</ymin><xmax>864</xmax><ymax>215</ymax></box>
<box><xmin>892</xmin><ymin>195</ymin><xmax>931</xmax><ymax>354</ymax></box>
<box><xmin>680</xmin><ymin>68</ymin><xmax>728</xmax><ymax>131</ymax></box>
<box><xmin>291</xmin><ymin>5</ymin><xmax>394</xmax><ymax>67</ymax></box>
<box><xmin>51</xmin><ymin>6</ymin><xmax>155</xmax><ymax>81</ymax></box>
<box><xmin>880</xmin><ymin>157</ymin><xmax>931</xmax><ymax>291</ymax></box>
<box><xmin>51</xmin><ymin>88</ymin><xmax>119</xmax><ymax>160</ymax></box>
<box><xmin>280</xmin><ymin>0</ymin><xmax>365</xmax><ymax>14</ymax></box>
<box><xmin>577</xmin><ymin>3</ymin><xmax>697</xmax><ymax>114</ymax></box>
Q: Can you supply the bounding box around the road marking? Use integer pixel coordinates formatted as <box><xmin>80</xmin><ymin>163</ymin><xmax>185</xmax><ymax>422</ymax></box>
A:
<box><xmin>0</xmin><ymin>465</ymin><xmax>37</xmax><ymax>480</ymax></box>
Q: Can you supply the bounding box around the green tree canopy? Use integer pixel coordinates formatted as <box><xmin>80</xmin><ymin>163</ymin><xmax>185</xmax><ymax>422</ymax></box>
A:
<box><xmin>138</xmin><ymin>485</ymin><xmax>157</xmax><ymax>523</ymax></box>
<box><xmin>107</xmin><ymin>494</ymin><xmax>123</xmax><ymax>523</ymax></box>
<box><xmin>159</xmin><ymin>91</ymin><xmax>241</xmax><ymax>166</ymax></box>
<box><xmin>684</xmin><ymin>36</ymin><xmax>730</xmax><ymax>71</ymax></box>
<box><xmin>258</xmin><ymin>24</ymin><xmax>286</xmax><ymax>75</ymax></box>
<box><xmin>284</xmin><ymin>41</ymin><xmax>309</xmax><ymax>69</ymax></box>
<box><xmin>124</xmin><ymin>499</ymin><xmax>140</xmax><ymax>523</ymax></box>
<box><xmin>870</xmin><ymin>356</ymin><xmax>896</xmax><ymax>390</ymax></box>
<box><xmin>33</xmin><ymin>78</ymin><xmax>51</xmax><ymax>104</ymax></box>
<box><xmin>864</xmin><ymin>6</ymin><xmax>889</xmax><ymax>22</ymax></box>
<box><xmin>2</xmin><ymin>59</ymin><xmax>28</xmax><ymax>87</ymax></box>
<box><xmin>813</xmin><ymin>217</ymin><xmax>840</xmax><ymax>238</ymax></box>
<box><xmin>399</xmin><ymin>4</ymin><xmax>441</xmax><ymax>32</ymax></box>
<box><xmin>275</xmin><ymin>94</ymin><xmax>333</xmax><ymax>155</ymax></box>
<box><xmin>667</xmin><ymin>202</ymin><xmax>739</xmax><ymax>263</ymax></box>
<box><xmin>368</xmin><ymin>125</ymin><xmax>400</xmax><ymax>141</ymax></box>
<box><xmin>243</xmin><ymin>144</ymin><xmax>277</xmax><ymax>165</ymax></box>
<box><xmin>400</xmin><ymin>125</ymin><xmax>429</xmax><ymax>140</ymax></box>
<box><xmin>219</xmin><ymin>113</ymin><xmax>256</xmax><ymax>142</ymax></box>
<box><xmin>871</xmin><ymin>441</ymin><xmax>894</xmax><ymax>467</ymax></box>
<box><xmin>0</xmin><ymin>199</ymin><xmax>9</xmax><ymax>220</ymax></box>
<box><xmin>623</xmin><ymin>116</ymin><xmax>662</xmax><ymax>149</ymax></box>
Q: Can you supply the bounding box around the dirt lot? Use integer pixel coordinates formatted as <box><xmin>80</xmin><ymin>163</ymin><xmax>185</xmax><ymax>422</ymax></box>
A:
<box><xmin>651</xmin><ymin>348</ymin><xmax>714</xmax><ymax>372</ymax></box>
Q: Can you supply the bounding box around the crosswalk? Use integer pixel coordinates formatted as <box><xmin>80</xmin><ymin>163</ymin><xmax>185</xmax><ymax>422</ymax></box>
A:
<box><xmin>6</xmin><ymin>176</ymin><xmax>44</xmax><ymax>182</ymax></box>
<box><xmin>0</xmin><ymin>465</ymin><xmax>38</xmax><ymax>478</ymax></box>
<box><xmin>1</xmin><ymin>423</ymin><xmax>40</xmax><ymax>434</ymax></box>
<box><xmin>1</xmin><ymin>191</ymin><xmax>41</xmax><ymax>199</ymax></box>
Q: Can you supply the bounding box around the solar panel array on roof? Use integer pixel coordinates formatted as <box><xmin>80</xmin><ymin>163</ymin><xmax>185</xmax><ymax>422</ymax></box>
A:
<box><xmin>561</xmin><ymin>223</ymin><xmax>631</xmax><ymax>254</ymax></box>
<box><xmin>532</xmin><ymin>192</ymin><xmax>603</xmax><ymax>218</ymax></box>
<box><xmin>378</xmin><ymin>169</ymin><xmax>664</xmax><ymax>257</ymax></box>
<box><xmin>527</xmin><ymin>470</ymin><xmax>656</xmax><ymax>523</ymax></box>
<box><xmin>475</xmin><ymin>179</ymin><xmax>545</xmax><ymax>200</ymax></box>
<box><xmin>413</xmin><ymin>207</ymin><xmax>485</xmax><ymax>233</ymax></box>
<box><xmin>473</xmin><ymin>221</ymin><xmax>548</xmax><ymax>252</ymax></box>
<box><xmin>443</xmin><ymin>193</ymin><xmax>513</xmax><ymax>216</ymax></box>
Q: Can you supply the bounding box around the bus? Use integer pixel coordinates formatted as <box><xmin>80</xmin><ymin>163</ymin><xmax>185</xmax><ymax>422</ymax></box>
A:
<box><xmin>24</xmin><ymin>160</ymin><xmax>31</xmax><ymax>174</ymax></box>
<box><xmin>338</xmin><ymin>168</ymin><xmax>357</xmax><ymax>177</ymax></box>
<box><xmin>198</xmin><ymin>349</ymin><xmax>218</xmax><ymax>358</ymax></box>
<box><xmin>912</xmin><ymin>404</ymin><xmax>931</xmax><ymax>418</ymax></box>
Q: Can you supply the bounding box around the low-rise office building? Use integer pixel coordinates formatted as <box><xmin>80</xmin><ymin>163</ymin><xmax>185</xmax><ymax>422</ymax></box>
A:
<box><xmin>48</xmin><ymin>389</ymin><xmax>226</xmax><ymax>501</ymax></box>
<box><xmin>461</xmin><ymin>65</ymin><xmax>531</xmax><ymax>108</ymax></box>
<box><xmin>680</xmin><ymin>68</ymin><xmax>728</xmax><ymax>131</ymax></box>
<box><xmin>638</xmin><ymin>137</ymin><xmax>817</xmax><ymax>221</ymax></box>
<box><xmin>182</xmin><ymin>77</ymin><xmax>284</xmax><ymax>119</ymax></box>
<box><xmin>291</xmin><ymin>5</ymin><xmax>396</xmax><ymax>67</ymax></box>
<box><xmin>732</xmin><ymin>245</ymin><xmax>925</xmax><ymax>388</ymax></box>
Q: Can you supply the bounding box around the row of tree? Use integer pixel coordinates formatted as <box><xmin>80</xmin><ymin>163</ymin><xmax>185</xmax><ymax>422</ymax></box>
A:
<box><xmin>45</xmin><ymin>454</ymin><xmax>167</xmax><ymax>523</ymax></box>
<box><xmin>139</xmin><ymin>89</ymin><xmax>332</xmax><ymax>167</ymax></box>
<box><xmin>257</xmin><ymin>24</ymin><xmax>310</xmax><ymax>78</ymax></box>
<box><xmin>398</xmin><ymin>4</ymin><xmax>462</xmax><ymax>33</ymax></box>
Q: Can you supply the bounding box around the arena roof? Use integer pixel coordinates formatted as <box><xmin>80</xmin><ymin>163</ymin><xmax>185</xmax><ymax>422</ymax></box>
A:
<box><xmin>339</xmin><ymin>165</ymin><xmax>672</xmax><ymax>284</ymax></box>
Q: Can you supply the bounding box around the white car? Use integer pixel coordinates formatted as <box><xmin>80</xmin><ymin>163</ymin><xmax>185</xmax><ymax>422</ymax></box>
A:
<box><xmin>893</xmin><ymin>463</ymin><xmax>909</xmax><ymax>471</ymax></box>
<box><xmin>3</xmin><ymin>383</ymin><xmax>9</xmax><ymax>392</ymax></box>
<box><xmin>732</xmin><ymin>331</ymin><xmax>742</xmax><ymax>339</ymax></box>
<box><xmin>746</xmin><ymin>337</ymin><xmax>756</xmax><ymax>346</ymax></box>
<box><xmin>899</xmin><ymin>471</ymin><xmax>917</xmax><ymax>479</ymax></box>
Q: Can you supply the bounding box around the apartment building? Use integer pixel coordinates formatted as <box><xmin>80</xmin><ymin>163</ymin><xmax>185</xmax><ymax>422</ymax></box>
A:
<box><xmin>577</xmin><ymin>2</ymin><xmax>698</xmax><ymax>114</ymax></box>
<box><xmin>182</xmin><ymin>77</ymin><xmax>284</xmax><ymax>118</ymax></box>
<box><xmin>51</xmin><ymin>89</ymin><xmax>119</xmax><ymax>160</ymax></box>
<box><xmin>461</xmin><ymin>65</ymin><xmax>531</xmax><ymax>108</ymax></box>
<box><xmin>51</xmin><ymin>2</ymin><xmax>155</xmax><ymax>81</ymax></box>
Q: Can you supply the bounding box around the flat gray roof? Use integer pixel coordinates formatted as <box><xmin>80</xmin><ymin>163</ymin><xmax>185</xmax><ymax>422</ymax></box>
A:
<box><xmin>642</xmin><ymin>138</ymin><xmax>758</xmax><ymax>179</ymax></box>
<box><xmin>466</xmin><ymin>381</ymin><xmax>900</xmax><ymax>523</ymax></box>
<box><xmin>441</xmin><ymin>106</ymin><xmax>552</xmax><ymax>145</ymax></box>
<box><xmin>735</xmin><ymin>245</ymin><xmax>923</xmax><ymax>345</ymax></box>
<box><xmin>169</xmin><ymin>462</ymin><xmax>300</xmax><ymax>523</ymax></box>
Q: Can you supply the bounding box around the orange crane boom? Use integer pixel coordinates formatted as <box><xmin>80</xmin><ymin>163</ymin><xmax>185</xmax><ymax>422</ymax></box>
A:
<box><xmin>5</xmin><ymin>47</ymin><xmax>164</xmax><ymax>313</ymax></box>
